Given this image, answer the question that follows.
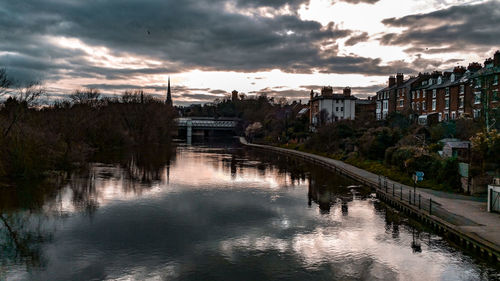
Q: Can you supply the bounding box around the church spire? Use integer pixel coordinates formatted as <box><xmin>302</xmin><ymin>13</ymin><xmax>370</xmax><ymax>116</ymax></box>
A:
<box><xmin>166</xmin><ymin>76</ymin><xmax>173</xmax><ymax>106</ymax></box>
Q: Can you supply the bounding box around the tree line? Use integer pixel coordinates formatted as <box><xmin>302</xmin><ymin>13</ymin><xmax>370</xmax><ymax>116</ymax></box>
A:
<box><xmin>0</xmin><ymin>69</ymin><xmax>177</xmax><ymax>180</ymax></box>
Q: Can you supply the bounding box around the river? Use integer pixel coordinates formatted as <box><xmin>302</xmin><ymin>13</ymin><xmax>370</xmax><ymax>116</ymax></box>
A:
<box><xmin>0</xmin><ymin>141</ymin><xmax>498</xmax><ymax>280</ymax></box>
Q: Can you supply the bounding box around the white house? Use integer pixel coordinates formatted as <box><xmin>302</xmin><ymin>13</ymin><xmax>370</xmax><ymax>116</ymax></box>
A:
<box><xmin>309</xmin><ymin>87</ymin><xmax>356</xmax><ymax>126</ymax></box>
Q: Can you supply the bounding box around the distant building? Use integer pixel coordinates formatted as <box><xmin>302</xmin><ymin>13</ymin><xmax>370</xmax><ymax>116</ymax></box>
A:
<box><xmin>166</xmin><ymin>76</ymin><xmax>173</xmax><ymax>106</ymax></box>
<box><xmin>309</xmin><ymin>86</ymin><xmax>356</xmax><ymax>126</ymax></box>
<box><xmin>231</xmin><ymin>90</ymin><xmax>239</xmax><ymax>102</ymax></box>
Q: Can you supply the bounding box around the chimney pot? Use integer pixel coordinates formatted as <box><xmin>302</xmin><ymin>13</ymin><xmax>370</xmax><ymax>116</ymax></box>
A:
<box><xmin>388</xmin><ymin>76</ymin><xmax>396</xmax><ymax>87</ymax></box>
<box><xmin>494</xmin><ymin>50</ymin><xmax>500</xmax><ymax>67</ymax></box>
<box><xmin>396</xmin><ymin>73</ymin><xmax>404</xmax><ymax>86</ymax></box>
<box><xmin>343</xmin><ymin>87</ymin><xmax>351</xmax><ymax>96</ymax></box>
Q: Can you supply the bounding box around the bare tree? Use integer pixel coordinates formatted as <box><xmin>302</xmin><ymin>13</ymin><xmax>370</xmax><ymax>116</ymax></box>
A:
<box><xmin>2</xmin><ymin>82</ymin><xmax>46</xmax><ymax>137</ymax></box>
<box><xmin>0</xmin><ymin>68</ymin><xmax>13</xmax><ymax>97</ymax></box>
<box><xmin>69</xmin><ymin>88</ymin><xmax>101</xmax><ymax>106</ymax></box>
<box><xmin>16</xmin><ymin>81</ymin><xmax>45</xmax><ymax>106</ymax></box>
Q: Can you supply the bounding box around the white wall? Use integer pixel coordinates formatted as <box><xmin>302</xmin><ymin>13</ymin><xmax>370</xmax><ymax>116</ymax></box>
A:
<box><xmin>316</xmin><ymin>98</ymin><xmax>355</xmax><ymax>123</ymax></box>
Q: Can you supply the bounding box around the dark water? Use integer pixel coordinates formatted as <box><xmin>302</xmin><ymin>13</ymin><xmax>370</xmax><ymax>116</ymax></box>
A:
<box><xmin>0</xmin><ymin>142</ymin><xmax>498</xmax><ymax>280</ymax></box>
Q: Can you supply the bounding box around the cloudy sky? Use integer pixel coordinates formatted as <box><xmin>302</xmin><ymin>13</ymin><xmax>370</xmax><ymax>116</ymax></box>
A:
<box><xmin>1</xmin><ymin>0</ymin><xmax>499</xmax><ymax>105</ymax></box>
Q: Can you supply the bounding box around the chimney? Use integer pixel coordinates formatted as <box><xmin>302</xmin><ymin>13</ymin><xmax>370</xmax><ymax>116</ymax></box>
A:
<box><xmin>484</xmin><ymin>58</ymin><xmax>494</xmax><ymax>67</ymax></box>
<box><xmin>494</xmin><ymin>50</ymin><xmax>500</xmax><ymax>67</ymax></box>
<box><xmin>467</xmin><ymin>62</ymin><xmax>482</xmax><ymax>72</ymax></box>
<box><xmin>321</xmin><ymin>86</ymin><xmax>333</xmax><ymax>96</ymax></box>
<box><xmin>231</xmin><ymin>90</ymin><xmax>238</xmax><ymax>102</ymax></box>
<box><xmin>396</xmin><ymin>73</ymin><xmax>404</xmax><ymax>86</ymax></box>
<box><xmin>343</xmin><ymin>87</ymin><xmax>351</xmax><ymax>96</ymax></box>
<box><xmin>453</xmin><ymin>66</ymin><xmax>466</xmax><ymax>74</ymax></box>
<box><xmin>388</xmin><ymin>76</ymin><xmax>396</xmax><ymax>87</ymax></box>
<box><xmin>310</xmin><ymin>90</ymin><xmax>314</xmax><ymax>100</ymax></box>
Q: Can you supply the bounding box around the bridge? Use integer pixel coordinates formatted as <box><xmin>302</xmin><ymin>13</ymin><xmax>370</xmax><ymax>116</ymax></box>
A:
<box><xmin>176</xmin><ymin>117</ymin><xmax>239</xmax><ymax>142</ymax></box>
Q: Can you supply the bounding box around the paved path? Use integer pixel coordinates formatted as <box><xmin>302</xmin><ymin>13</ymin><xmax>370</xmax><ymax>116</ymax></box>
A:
<box><xmin>240</xmin><ymin>137</ymin><xmax>500</xmax><ymax>253</ymax></box>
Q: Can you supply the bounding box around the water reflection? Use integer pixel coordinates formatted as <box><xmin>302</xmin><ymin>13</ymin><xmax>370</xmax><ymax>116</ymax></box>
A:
<box><xmin>0</xmin><ymin>142</ymin><xmax>498</xmax><ymax>280</ymax></box>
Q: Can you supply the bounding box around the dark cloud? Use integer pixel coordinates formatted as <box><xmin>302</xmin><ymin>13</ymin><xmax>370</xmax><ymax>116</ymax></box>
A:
<box><xmin>381</xmin><ymin>1</ymin><xmax>500</xmax><ymax>52</ymax></box>
<box><xmin>0</xmin><ymin>0</ymin><xmax>420</xmax><ymax>88</ymax></box>
<box><xmin>300</xmin><ymin>84</ymin><xmax>384</xmax><ymax>97</ymax></box>
<box><xmin>344</xmin><ymin>32</ymin><xmax>369</xmax><ymax>46</ymax></box>
<box><xmin>250</xmin><ymin>87</ymin><xmax>308</xmax><ymax>100</ymax></box>
<box><xmin>340</xmin><ymin>0</ymin><xmax>380</xmax><ymax>4</ymax></box>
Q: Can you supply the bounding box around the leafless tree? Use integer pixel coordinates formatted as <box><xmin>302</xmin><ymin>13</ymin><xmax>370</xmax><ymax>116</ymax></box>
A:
<box><xmin>2</xmin><ymin>82</ymin><xmax>46</xmax><ymax>137</ymax></box>
<box><xmin>69</xmin><ymin>88</ymin><xmax>101</xmax><ymax>106</ymax></box>
<box><xmin>16</xmin><ymin>81</ymin><xmax>46</xmax><ymax>106</ymax></box>
<box><xmin>0</xmin><ymin>68</ymin><xmax>13</xmax><ymax>97</ymax></box>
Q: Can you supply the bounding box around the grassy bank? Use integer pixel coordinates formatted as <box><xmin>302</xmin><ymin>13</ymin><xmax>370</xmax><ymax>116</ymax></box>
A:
<box><xmin>279</xmin><ymin>143</ymin><xmax>453</xmax><ymax>192</ymax></box>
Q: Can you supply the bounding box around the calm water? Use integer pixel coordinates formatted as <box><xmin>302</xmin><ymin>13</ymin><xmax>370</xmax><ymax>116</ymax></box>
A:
<box><xmin>0</xmin><ymin>142</ymin><xmax>498</xmax><ymax>280</ymax></box>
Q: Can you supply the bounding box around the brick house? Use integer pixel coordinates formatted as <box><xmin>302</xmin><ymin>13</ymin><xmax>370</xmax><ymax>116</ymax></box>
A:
<box><xmin>376</xmin><ymin>76</ymin><xmax>397</xmax><ymax>120</ymax></box>
<box><xmin>469</xmin><ymin>51</ymin><xmax>500</xmax><ymax>124</ymax></box>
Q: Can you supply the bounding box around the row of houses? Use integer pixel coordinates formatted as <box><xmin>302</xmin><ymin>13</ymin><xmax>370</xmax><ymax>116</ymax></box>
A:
<box><xmin>308</xmin><ymin>51</ymin><xmax>500</xmax><ymax>127</ymax></box>
<box><xmin>376</xmin><ymin>51</ymin><xmax>500</xmax><ymax>125</ymax></box>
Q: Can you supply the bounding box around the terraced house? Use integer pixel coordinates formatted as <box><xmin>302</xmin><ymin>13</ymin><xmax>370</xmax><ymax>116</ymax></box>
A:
<box><xmin>375</xmin><ymin>51</ymin><xmax>500</xmax><ymax>126</ymax></box>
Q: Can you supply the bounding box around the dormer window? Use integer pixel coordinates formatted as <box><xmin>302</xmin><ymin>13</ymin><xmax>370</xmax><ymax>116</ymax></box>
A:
<box><xmin>437</xmin><ymin>76</ymin><xmax>442</xmax><ymax>84</ymax></box>
<box><xmin>450</xmin><ymin>74</ymin><xmax>455</xmax><ymax>82</ymax></box>
<box><xmin>428</xmin><ymin>78</ymin><xmax>433</xmax><ymax>85</ymax></box>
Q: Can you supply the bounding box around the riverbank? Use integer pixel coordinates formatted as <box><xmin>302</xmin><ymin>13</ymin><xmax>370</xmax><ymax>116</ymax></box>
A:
<box><xmin>239</xmin><ymin>137</ymin><xmax>500</xmax><ymax>262</ymax></box>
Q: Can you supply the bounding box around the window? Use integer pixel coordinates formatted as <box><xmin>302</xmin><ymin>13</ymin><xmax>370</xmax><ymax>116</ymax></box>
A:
<box><xmin>336</xmin><ymin>107</ymin><xmax>339</xmax><ymax>111</ymax></box>
<box><xmin>459</xmin><ymin>97</ymin><xmax>464</xmax><ymax>108</ymax></box>
<box><xmin>474</xmin><ymin>92</ymin><xmax>481</xmax><ymax>104</ymax></box>
<box><xmin>340</xmin><ymin>107</ymin><xmax>344</xmax><ymax>112</ymax></box>
<box><xmin>451</xmin><ymin>112</ymin><xmax>456</xmax><ymax>120</ymax></box>
<box><xmin>444</xmin><ymin>113</ymin><xmax>449</xmax><ymax>121</ymax></box>
<box><xmin>494</xmin><ymin>75</ymin><xmax>499</xmax><ymax>86</ymax></box>
<box><xmin>417</xmin><ymin>91</ymin><xmax>420</xmax><ymax>99</ymax></box>
<box><xmin>432</xmin><ymin>89</ymin><xmax>436</xmax><ymax>98</ymax></box>
<box><xmin>451</xmin><ymin>74</ymin><xmax>455</xmax><ymax>82</ymax></box>
<box><xmin>422</xmin><ymin>101</ymin><xmax>426</xmax><ymax>110</ymax></box>
<box><xmin>376</xmin><ymin>103</ymin><xmax>381</xmax><ymax>109</ymax></box>
<box><xmin>399</xmin><ymin>100</ymin><xmax>403</xmax><ymax>107</ymax></box>
<box><xmin>437</xmin><ymin>76</ymin><xmax>442</xmax><ymax>84</ymax></box>
<box><xmin>416</xmin><ymin>102</ymin><xmax>420</xmax><ymax>111</ymax></box>
<box><xmin>411</xmin><ymin>102</ymin><xmax>415</xmax><ymax>109</ymax></box>
<box><xmin>473</xmin><ymin>109</ymin><xmax>481</xmax><ymax>118</ymax></box>
<box><xmin>429</xmin><ymin>78</ymin><xmax>433</xmax><ymax>85</ymax></box>
<box><xmin>445</xmin><ymin>87</ymin><xmax>449</xmax><ymax>96</ymax></box>
<box><xmin>432</xmin><ymin>99</ymin><xmax>436</xmax><ymax>110</ymax></box>
<box><xmin>438</xmin><ymin>113</ymin><xmax>442</xmax><ymax>122</ymax></box>
<box><xmin>460</xmin><ymin>84</ymin><xmax>465</xmax><ymax>94</ymax></box>
<box><xmin>476</xmin><ymin>79</ymin><xmax>481</xmax><ymax>88</ymax></box>
<box><xmin>445</xmin><ymin>97</ymin><xmax>449</xmax><ymax>109</ymax></box>
<box><xmin>423</xmin><ymin>91</ymin><xmax>426</xmax><ymax>98</ymax></box>
<box><xmin>412</xmin><ymin>91</ymin><xmax>415</xmax><ymax>99</ymax></box>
